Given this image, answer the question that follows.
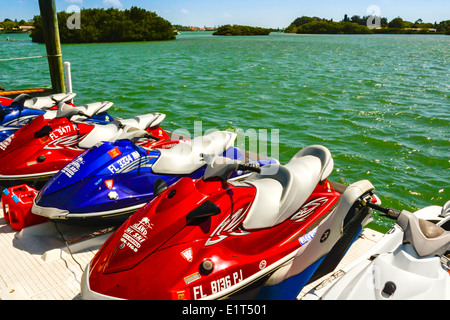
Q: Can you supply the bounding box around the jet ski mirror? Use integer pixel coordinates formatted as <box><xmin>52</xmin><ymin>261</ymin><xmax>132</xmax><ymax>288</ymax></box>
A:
<box><xmin>34</xmin><ymin>124</ymin><xmax>53</xmax><ymax>138</ymax></box>
<box><xmin>186</xmin><ymin>200</ymin><xmax>221</xmax><ymax>220</ymax></box>
<box><xmin>153</xmin><ymin>178</ymin><xmax>168</xmax><ymax>197</ymax></box>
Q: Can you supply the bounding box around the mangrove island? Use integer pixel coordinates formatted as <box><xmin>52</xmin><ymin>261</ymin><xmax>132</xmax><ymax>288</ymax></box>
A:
<box><xmin>213</xmin><ymin>25</ymin><xmax>272</xmax><ymax>36</ymax></box>
<box><xmin>31</xmin><ymin>7</ymin><xmax>176</xmax><ymax>43</ymax></box>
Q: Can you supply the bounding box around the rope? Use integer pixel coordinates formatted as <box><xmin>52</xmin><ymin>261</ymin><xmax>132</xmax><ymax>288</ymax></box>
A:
<box><xmin>0</xmin><ymin>55</ymin><xmax>44</xmax><ymax>61</ymax></box>
<box><xmin>0</xmin><ymin>54</ymin><xmax>62</xmax><ymax>62</ymax></box>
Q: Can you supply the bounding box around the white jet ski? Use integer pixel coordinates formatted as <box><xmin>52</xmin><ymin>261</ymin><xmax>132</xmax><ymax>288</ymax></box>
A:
<box><xmin>302</xmin><ymin>200</ymin><xmax>450</xmax><ymax>300</ymax></box>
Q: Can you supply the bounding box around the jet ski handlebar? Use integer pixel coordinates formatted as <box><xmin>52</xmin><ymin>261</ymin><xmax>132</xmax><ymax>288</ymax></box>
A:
<box><xmin>365</xmin><ymin>201</ymin><xmax>401</xmax><ymax>220</ymax></box>
<box><xmin>138</xmin><ymin>128</ymin><xmax>160</xmax><ymax>142</ymax></box>
<box><xmin>203</xmin><ymin>158</ymin><xmax>261</xmax><ymax>181</ymax></box>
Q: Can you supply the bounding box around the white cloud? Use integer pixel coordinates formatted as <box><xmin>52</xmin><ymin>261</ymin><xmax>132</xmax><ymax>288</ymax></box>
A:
<box><xmin>181</xmin><ymin>8</ymin><xmax>189</xmax><ymax>14</ymax></box>
<box><xmin>223</xmin><ymin>12</ymin><xmax>232</xmax><ymax>18</ymax></box>
<box><xmin>66</xmin><ymin>4</ymin><xmax>81</xmax><ymax>13</ymax></box>
<box><xmin>103</xmin><ymin>0</ymin><xmax>123</xmax><ymax>9</ymax></box>
<box><xmin>65</xmin><ymin>0</ymin><xmax>83</xmax><ymax>4</ymax></box>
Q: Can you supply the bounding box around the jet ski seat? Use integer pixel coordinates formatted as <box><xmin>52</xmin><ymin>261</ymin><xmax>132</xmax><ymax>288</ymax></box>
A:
<box><xmin>113</xmin><ymin>114</ymin><xmax>166</xmax><ymax>141</ymax></box>
<box><xmin>151</xmin><ymin>131</ymin><xmax>237</xmax><ymax>175</ymax></box>
<box><xmin>54</xmin><ymin>101</ymin><xmax>113</xmax><ymax>120</ymax></box>
<box><xmin>78</xmin><ymin>101</ymin><xmax>113</xmax><ymax>117</ymax></box>
<box><xmin>23</xmin><ymin>92</ymin><xmax>76</xmax><ymax>110</ymax></box>
<box><xmin>78</xmin><ymin>113</ymin><xmax>165</xmax><ymax>149</ymax></box>
<box><xmin>398</xmin><ymin>210</ymin><xmax>450</xmax><ymax>257</ymax></box>
<box><xmin>114</xmin><ymin>126</ymin><xmax>148</xmax><ymax>141</ymax></box>
<box><xmin>243</xmin><ymin>145</ymin><xmax>334</xmax><ymax>230</ymax></box>
<box><xmin>118</xmin><ymin>113</ymin><xmax>166</xmax><ymax>130</ymax></box>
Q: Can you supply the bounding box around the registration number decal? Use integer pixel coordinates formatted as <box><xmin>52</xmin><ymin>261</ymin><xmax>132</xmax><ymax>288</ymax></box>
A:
<box><xmin>192</xmin><ymin>269</ymin><xmax>244</xmax><ymax>300</ymax></box>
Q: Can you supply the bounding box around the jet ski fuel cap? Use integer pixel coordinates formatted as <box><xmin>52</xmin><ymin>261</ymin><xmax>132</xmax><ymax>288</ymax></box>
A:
<box><xmin>199</xmin><ymin>259</ymin><xmax>214</xmax><ymax>275</ymax></box>
<box><xmin>108</xmin><ymin>191</ymin><xmax>119</xmax><ymax>200</ymax></box>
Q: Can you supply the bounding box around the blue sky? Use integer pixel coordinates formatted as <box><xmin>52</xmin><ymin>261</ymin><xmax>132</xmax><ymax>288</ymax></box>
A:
<box><xmin>2</xmin><ymin>0</ymin><xmax>449</xmax><ymax>28</ymax></box>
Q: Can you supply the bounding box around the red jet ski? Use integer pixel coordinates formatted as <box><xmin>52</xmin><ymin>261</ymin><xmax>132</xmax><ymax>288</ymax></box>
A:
<box><xmin>0</xmin><ymin>103</ymin><xmax>170</xmax><ymax>189</ymax></box>
<box><xmin>0</xmin><ymin>97</ymin><xmax>12</xmax><ymax>106</ymax></box>
<box><xmin>81</xmin><ymin>145</ymin><xmax>379</xmax><ymax>300</ymax></box>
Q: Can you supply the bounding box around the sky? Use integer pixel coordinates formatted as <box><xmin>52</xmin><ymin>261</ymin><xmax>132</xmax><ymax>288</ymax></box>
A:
<box><xmin>1</xmin><ymin>0</ymin><xmax>449</xmax><ymax>28</ymax></box>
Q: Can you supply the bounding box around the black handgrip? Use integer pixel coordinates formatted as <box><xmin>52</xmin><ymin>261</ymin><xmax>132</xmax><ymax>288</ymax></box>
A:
<box><xmin>238</xmin><ymin>162</ymin><xmax>261</xmax><ymax>173</ymax></box>
<box><xmin>144</xmin><ymin>133</ymin><xmax>161</xmax><ymax>141</ymax></box>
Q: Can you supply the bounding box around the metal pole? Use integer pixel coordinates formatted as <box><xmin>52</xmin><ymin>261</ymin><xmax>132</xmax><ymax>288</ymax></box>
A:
<box><xmin>38</xmin><ymin>0</ymin><xmax>66</xmax><ymax>93</ymax></box>
<box><xmin>64</xmin><ymin>61</ymin><xmax>72</xmax><ymax>94</ymax></box>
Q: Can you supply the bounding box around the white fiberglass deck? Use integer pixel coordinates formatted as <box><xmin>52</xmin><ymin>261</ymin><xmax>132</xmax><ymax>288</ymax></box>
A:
<box><xmin>298</xmin><ymin>227</ymin><xmax>384</xmax><ymax>299</ymax></box>
<box><xmin>0</xmin><ymin>204</ymin><xmax>383</xmax><ymax>300</ymax></box>
<box><xmin>0</xmin><ymin>204</ymin><xmax>112</xmax><ymax>300</ymax></box>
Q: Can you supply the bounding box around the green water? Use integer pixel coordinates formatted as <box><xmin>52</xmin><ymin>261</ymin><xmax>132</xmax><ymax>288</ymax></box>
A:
<box><xmin>1</xmin><ymin>32</ymin><xmax>449</xmax><ymax>232</ymax></box>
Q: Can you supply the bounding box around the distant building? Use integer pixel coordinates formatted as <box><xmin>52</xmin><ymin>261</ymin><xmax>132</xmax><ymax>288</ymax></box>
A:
<box><xmin>19</xmin><ymin>25</ymin><xmax>34</xmax><ymax>32</ymax></box>
<box><xmin>405</xmin><ymin>27</ymin><xmax>437</xmax><ymax>32</ymax></box>
<box><xmin>188</xmin><ymin>26</ymin><xmax>216</xmax><ymax>31</ymax></box>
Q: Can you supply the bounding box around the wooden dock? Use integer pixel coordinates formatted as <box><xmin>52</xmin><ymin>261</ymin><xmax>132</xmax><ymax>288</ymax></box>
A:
<box><xmin>0</xmin><ymin>87</ymin><xmax>53</xmax><ymax>98</ymax></box>
<box><xmin>0</xmin><ymin>204</ymin><xmax>384</xmax><ymax>300</ymax></box>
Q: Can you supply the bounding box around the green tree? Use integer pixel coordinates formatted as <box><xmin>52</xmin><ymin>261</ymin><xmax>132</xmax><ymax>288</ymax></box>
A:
<box><xmin>350</xmin><ymin>15</ymin><xmax>364</xmax><ymax>25</ymax></box>
<box><xmin>388</xmin><ymin>17</ymin><xmax>404</xmax><ymax>28</ymax></box>
<box><xmin>437</xmin><ymin>20</ymin><xmax>450</xmax><ymax>34</ymax></box>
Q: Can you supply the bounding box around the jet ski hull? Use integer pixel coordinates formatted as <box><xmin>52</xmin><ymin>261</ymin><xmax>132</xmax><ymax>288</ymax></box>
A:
<box><xmin>83</xmin><ymin>176</ymin><xmax>340</xmax><ymax>300</ymax></box>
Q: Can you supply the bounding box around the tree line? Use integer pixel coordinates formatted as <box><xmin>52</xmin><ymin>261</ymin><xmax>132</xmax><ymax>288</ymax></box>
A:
<box><xmin>30</xmin><ymin>7</ymin><xmax>176</xmax><ymax>43</ymax></box>
<box><xmin>4</xmin><ymin>9</ymin><xmax>449</xmax><ymax>39</ymax></box>
<box><xmin>286</xmin><ymin>15</ymin><xmax>450</xmax><ymax>35</ymax></box>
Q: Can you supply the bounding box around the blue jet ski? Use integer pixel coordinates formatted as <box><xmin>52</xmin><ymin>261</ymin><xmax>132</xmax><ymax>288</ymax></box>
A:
<box><xmin>32</xmin><ymin>131</ymin><xmax>277</xmax><ymax>225</ymax></box>
<box><xmin>0</xmin><ymin>93</ymin><xmax>114</xmax><ymax>142</ymax></box>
